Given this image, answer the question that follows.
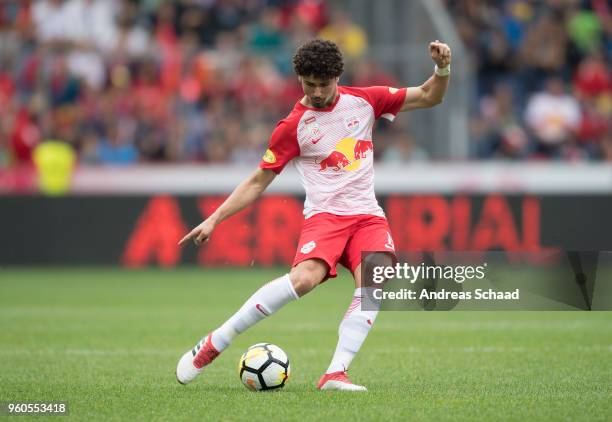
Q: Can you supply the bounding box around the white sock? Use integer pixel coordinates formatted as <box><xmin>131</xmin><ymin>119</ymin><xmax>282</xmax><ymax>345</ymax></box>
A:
<box><xmin>209</xmin><ymin>274</ymin><xmax>298</xmax><ymax>351</ymax></box>
<box><xmin>326</xmin><ymin>288</ymin><xmax>380</xmax><ymax>373</ymax></box>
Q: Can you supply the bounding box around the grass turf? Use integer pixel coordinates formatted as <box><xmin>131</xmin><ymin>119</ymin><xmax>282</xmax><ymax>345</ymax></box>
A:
<box><xmin>0</xmin><ymin>268</ymin><xmax>610</xmax><ymax>421</ymax></box>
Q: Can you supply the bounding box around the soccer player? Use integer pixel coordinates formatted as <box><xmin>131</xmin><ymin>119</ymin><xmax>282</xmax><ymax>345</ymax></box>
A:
<box><xmin>176</xmin><ymin>39</ymin><xmax>451</xmax><ymax>391</ymax></box>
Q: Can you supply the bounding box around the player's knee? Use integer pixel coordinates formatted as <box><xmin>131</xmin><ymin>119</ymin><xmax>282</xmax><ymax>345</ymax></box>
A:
<box><xmin>289</xmin><ymin>271</ymin><xmax>320</xmax><ymax>296</ymax></box>
<box><xmin>289</xmin><ymin>263</ymin><xmax>326</xmax><ymax>297</ymax></box>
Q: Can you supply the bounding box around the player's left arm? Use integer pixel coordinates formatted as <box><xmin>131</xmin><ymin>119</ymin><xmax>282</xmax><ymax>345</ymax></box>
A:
<box><xmin>400</xmin><ymin>40</ymin><xmax>451</xmax><ymax>111</ymax></box>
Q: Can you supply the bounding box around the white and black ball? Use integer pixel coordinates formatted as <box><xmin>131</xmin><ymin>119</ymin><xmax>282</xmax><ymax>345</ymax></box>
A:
<box><xmin>238</xmin><ymin>343</ymin><xmax>290</xmax><ymax>391</ymax></box>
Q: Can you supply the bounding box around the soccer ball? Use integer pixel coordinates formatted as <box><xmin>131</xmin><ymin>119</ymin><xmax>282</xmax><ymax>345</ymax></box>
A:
<box><xmin>238</xmin><ymin>343</ymin><xmax>290</xmax><ymax>391</ymax></box>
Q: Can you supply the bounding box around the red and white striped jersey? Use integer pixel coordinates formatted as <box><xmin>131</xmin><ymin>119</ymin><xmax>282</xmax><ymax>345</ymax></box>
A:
<box><xmin>260</xmin><ymin>85</ymin><xmax>407</xmax><ymax>218</ymax></box>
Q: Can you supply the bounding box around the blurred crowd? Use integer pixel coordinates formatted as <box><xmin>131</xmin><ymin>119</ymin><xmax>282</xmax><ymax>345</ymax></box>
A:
<box><xmin>0</xmin><ymin>0</ymin><xmax>396</xmax><ymax>167</ymax></box>
<box><xmin>0</xmin><ymin>0</ymin><xmax>610</xmax><ymax>167</ymax></box>
<box><xmin>447</xmin><ymin>0</ymin><xmax>612</xmax><ymax>160</ymax></box>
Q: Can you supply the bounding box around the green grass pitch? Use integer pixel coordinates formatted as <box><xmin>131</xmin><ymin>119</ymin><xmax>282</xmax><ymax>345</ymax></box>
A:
<box><xmin>0</xmin><ymin>268</ymin><xmax>610</xmax><ymax>421</ymax></box>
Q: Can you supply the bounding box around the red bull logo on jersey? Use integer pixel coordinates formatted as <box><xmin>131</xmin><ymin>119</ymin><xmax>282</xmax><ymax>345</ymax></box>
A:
<box><xmin>317</xmin><ymin>138</ymin><xmax>373</xmax><ymax>172</ymax></box>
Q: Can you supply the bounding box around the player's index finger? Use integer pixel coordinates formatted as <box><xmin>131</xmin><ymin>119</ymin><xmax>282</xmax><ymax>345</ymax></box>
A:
<box><xmin>178</xmin><ymin>232</ymin><xmax>193</xmax><ymax>245</ymax></box>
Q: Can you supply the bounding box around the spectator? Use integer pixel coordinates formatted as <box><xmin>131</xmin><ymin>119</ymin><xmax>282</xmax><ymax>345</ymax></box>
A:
<box><xmin>10</xmin><ymin>108</ymin><xmax>41</xmax><ymax>163</ymax></box>
<box><xmin>247</xmin><ymin>7</ymin><xmax>284</xmax><ymax>55</ymax></box>
<box><xmin>567</xmin><ymin>4</ymin><xmax>604</xmax><ymax>56</ymax></box>
<box><xmin>291</xmin><ymin>0</ymin><xmax>328</xmax><ymax>33</ymax></box>
<box><xmin>97</xmin><ymin>121</ymin><xmax>138</xmax><ymax>165</ymax></box>
<box><xmin>521</xmin><ymin>10</ymin><xmax>569</xmax><ymax>90</ymax></box>
<box><xmin>478</xmin><ymin>28</ymin><xmax>518</xmax><ymax>95</ymax></box>
<box><xmin>380</xmin><ymin>130</ymin><xmax>428</xmax><ymax>163</ymax></box>
<box><xmin>64</xmin><ymin>0</ymin><xmax>117</xmax><ymax>52</ymax></box>
<box><xmin>474</xmin><ymin>82</ymin><xmax>529</xmax><ymax>159</ymax></box>
<box><xmin>577</xmin><ymin>96</ymin><xmax>611</xmax><ymax>157</ymax></box>
<box><xmin>111</xmin><ymin>10</ymin><xmax>151</xmax><ymax>59</ymax></box>
<box><xmin>31</xmin><ymin>0</ymin><xmax>72</xmax><ymax>45</ymax></box>
<box><xmin>574</xmin><ymin>53</ymin><xmax>611</xmax><ymax>98</ymax></box>
<box><xmin>229</xmin><ymin>123</ymin><xmax>270</xmax><ymax>164</ymax></box>
<box><xmin>318</xmin><ymin>10</ymin><xmax>367</xmax><ymax>60</ymax></box>
<box><xmin>524</xmin><ymin>76</ymin><xmax>581</xmax><ymax>157</ymax></box>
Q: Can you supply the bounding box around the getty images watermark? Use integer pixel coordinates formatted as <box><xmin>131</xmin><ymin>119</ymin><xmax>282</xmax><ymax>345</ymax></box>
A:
<box><xmin>360</xmin><ymin>251</ymin><xmax>612</xmax><ymax>311</ymax></box>
<box><xmin>370</xmin><ymin>261</ymin><xmax>519</xmax><ymax>301</ymax></box>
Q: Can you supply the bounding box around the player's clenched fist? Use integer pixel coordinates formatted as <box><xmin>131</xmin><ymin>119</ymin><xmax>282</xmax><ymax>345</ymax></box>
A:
<box><xmin>429</xmin><ymin>40</ymin><xmax>451</xmax><ymax>68</ymax></box>
<box><xmin>179</xmin><ymin>218</ymin><xmax>216</xmax><ymax>246</ymax></box>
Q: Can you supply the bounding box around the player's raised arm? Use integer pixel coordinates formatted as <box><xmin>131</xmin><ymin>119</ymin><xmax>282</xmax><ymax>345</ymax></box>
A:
<box><xmin>400</xmin><ymin>40</ymin><xmax>452</xmax><ymax>111</ymax></box>
<box><xmin>179</xmin><ymin>168</ymin><xmax>276</xmax><ymax>246</ymax></box>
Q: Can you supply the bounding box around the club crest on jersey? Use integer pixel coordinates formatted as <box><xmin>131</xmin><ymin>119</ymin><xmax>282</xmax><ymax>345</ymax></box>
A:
<box><xmin>300</xmin><ymin>241</ymin><xmax>316</xmax><ymax>254</ymax></box>
<box><xmin>345</xmin><ymin>116</ymin><xmax>360</xmax><ymax>133</ymax></box>
<box><xmin>310</xmin><ymin>124</ymin><xmax>322</xmax><ymax>142</ymax></box>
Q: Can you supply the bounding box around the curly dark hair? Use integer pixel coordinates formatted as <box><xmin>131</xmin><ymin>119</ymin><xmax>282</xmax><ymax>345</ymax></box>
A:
<box><xmin>292</xmin><ymin>39</ymin><xmax>344</xmax><ymax>79</ymax></box>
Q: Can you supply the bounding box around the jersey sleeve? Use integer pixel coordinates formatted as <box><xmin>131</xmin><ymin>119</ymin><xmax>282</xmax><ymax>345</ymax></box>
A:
<box><xmin>358</xmin><ymin>86</ymin><xmax>407</xmax><ymax>121</ymax></box>
<box><xmin>259</xmin><ymin>119</ymin><xmax>300</xmax><ymax>174</ymax></box>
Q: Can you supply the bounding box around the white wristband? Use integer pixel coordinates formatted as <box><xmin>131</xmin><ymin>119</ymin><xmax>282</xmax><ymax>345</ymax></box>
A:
<box><xmin>434</xmin><ymin>64</ymin><xmax>450</xmax><ymax>77</ymax></box>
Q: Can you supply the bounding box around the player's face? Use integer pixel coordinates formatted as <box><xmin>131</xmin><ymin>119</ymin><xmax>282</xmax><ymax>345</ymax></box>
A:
<box><xmin>299</xmin><ymin>76</ymin><xmax>339</xmax><ymax>108</ymax></box>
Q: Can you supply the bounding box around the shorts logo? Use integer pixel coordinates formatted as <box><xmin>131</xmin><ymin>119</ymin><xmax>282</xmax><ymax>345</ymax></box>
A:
<box><xmin>262</xmin><ymin>149</ymin><xmax>276</xmax><ymax>164</ymax></box>
<box><xmin>385</xmin><ymin>232</ymin><xmax>395</xmax><ymax>251</ymax></box>
<box><xmin>388</xmin><ymin>87</ymin><xmax>399</xmax><ymax>94</ymax></box>
<box><xmin>345</xmin><ymin>116</ymin><xmax>360</xmax><ymax>133</ymax></box>
<box><xmin>300</xmin><ymin>240</ymin><xmax>316</xmax><ymax>254</ymax></box>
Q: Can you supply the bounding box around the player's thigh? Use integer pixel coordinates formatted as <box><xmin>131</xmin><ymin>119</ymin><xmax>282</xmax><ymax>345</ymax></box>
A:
<box><xmin>352</xmin><ymin>252</ymin><xmax>395</xmax><ymax>288</ymax></box>
<box><xmin>289</xmin><ymin>258</ymin><xmax>329</xmax><ymax>297</ymax></box>
<box><xmin>345</xmin><ymin>217</ymin><xmax>397</xmax><ymax>287</ymax></box>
